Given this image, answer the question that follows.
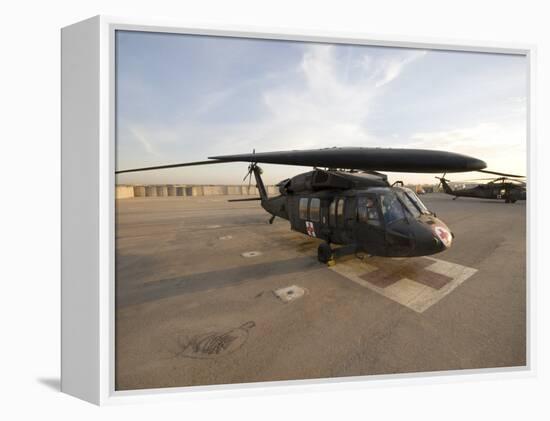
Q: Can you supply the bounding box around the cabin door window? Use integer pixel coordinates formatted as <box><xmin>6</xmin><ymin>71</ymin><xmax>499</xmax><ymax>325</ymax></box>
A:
<box><xmin>299</xmin><ymin>198</ymin><xmax>308</xmax><ymax>219</ymax></box>
<box><xmin>309</xmin><ymin>198</ymin><xmax>320</xmax><ymax>222</ymax></box>
<box><xmin>329</xmin><ymin>200</ymin><xmax>336</xmax><ymax>227</ymax></box>
<box><xmin>336</xmin><ymin>198</ymin><xmax>345</xmax><ymax>226</ymax></box>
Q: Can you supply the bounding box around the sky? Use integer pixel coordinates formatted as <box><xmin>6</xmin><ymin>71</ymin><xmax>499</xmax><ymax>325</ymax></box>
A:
<box><xmin>115</xmin><ymin>30</ymin><xmax>527</xmax><ymax>185</ymax></box>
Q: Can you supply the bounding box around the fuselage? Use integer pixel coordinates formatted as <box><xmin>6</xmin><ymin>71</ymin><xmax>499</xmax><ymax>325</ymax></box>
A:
<box><xmin>258</xmin><ymin>170</ymin><xmax>453</xmax><ymax>258</ymax></box>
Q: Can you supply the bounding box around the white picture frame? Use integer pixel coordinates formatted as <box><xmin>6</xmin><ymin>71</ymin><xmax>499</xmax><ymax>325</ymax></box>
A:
<box><xmin>61</xmin><ymin>15</ymin><xmax>535</xmax><ymax>405</ymax></box>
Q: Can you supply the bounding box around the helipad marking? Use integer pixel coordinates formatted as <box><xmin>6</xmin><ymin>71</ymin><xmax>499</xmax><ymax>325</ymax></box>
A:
<box><xmin>329</xmin><ymin>256</ymin><xmax>477</xmax><ymax>313</ymax></box>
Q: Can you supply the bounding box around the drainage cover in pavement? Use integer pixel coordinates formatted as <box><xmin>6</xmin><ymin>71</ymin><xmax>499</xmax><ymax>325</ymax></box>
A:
<box><xmin>241</xmin><ymin>251</ymin><xmax>262</xmax><ymax>258</ymax></box>
<box><xmin>274</xmin><ymin>285</ymin><xmax>306</xmax><ymax>303</ymax></box>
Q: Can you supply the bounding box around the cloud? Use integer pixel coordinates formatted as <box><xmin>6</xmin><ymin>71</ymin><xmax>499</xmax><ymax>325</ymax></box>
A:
<box><xmin>125</xmin><ymin>45</ymin><xmax>530</xmax><ymax>185</ymax></box>
<box><xmin>254</xmin><ymin>45</ymin><xmax>427</xmax><ymax>150</ymax></box>
<box><xmin>372</xmin><ymin>50</ymin><xmax>427</xmax><ymax>88</ymax></box>
<box><xmin>128</xmin><ymin>126</ymin><xmax>159</xmax><ymax>156</ymax></box>
<box><xmin>118</xmin><ymin>44</ymin><xmax>428</xmax><ymax>180</ymax></box>
<box><xmin>405</xmin><ymin>120</ymin><xmax>527</xmax><ymax>178</ymax></box>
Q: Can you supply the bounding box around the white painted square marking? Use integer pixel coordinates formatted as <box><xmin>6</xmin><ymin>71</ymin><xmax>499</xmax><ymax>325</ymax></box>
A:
<box><xmin>329</xmin><ymin>256</ymin><xmax>477</xmax><ymax>313</ymax></box>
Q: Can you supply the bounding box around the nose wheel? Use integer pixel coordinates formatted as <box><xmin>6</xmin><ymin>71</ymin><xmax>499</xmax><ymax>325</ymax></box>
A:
<box><xmin>317</xmin><ymin>242</ymin><xmax>333</xmax><ymax>264</ymax></box>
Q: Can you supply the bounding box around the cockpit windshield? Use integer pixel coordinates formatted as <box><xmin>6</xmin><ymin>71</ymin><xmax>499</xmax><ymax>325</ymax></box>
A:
<box><xmin>396</xmin><ymin>190</ymin><xmax>421</xmax><ymax>217</ymax></box>
<box><xmin>399</xmin><ymin>188</ymin><xmax>430</xmax><ymax>215</ymax></box>
<box><xmin>379</xmin><ymin>191</ymin><xmax>406</xmax><ymax>224</ymax></box>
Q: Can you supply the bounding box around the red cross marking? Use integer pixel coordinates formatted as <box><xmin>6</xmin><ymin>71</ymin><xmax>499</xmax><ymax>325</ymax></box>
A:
<box><xmin>359</xmin><ymin>257</ymin><xmax>453</xmax><ymax>290</ymax></box>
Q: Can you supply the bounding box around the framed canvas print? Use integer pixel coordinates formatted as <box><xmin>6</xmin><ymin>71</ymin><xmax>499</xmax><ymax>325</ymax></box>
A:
<box><xmin>61</xmin><ymin>15</ymin><xmax>534</xmax><ymax>405</ymax></box>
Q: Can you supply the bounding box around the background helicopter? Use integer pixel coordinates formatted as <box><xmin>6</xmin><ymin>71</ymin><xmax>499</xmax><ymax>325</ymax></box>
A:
<box><xmin>117</xmin><ymin>147</ymin><xmax>491</xmax><ymax>264</ymax></box>
<box><xmin>436</xmin><ymin>174</ymin><xmax>526</xmax><ymax>203</ymax></box>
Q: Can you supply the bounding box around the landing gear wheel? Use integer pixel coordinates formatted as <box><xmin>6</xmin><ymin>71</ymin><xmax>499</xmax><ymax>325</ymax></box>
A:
<box><xmin>505</xmin><ymin>198</ymin><xmax>511</xmax><ymax>203</ymax></box>
<box><xmin>318</xmin><ymin>243</ymin><xmax>333</xmax><ymax>264</ymax></box>
<box><xmin>511</xmin><ymin>199</ymin><xmax>517</xmax><ymax>203</ymax></box>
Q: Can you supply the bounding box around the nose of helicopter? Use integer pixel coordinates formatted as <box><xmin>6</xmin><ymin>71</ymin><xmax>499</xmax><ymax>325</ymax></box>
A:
<box><xmin>431</xmin><ymin>219</ymin><xmax>453</xmax><ymax>251</ymax></box>
<box><xmin>413</xmin><ymin>217</ymin><xmax>453</xmax><ymax>256</ymax></box>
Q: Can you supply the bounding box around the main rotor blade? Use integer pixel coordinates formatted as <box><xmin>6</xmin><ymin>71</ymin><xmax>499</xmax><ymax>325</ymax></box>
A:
<box><xmin>116</xmin><ymin>160</ymin><xmax>224</xmax><ymax>174</ymax></box>
<box><xmin>227</xmin><ymin>197</ymin><xmax>262</xmax><ymax>202</ymax></box>
<box><xmin>477</xmin><ymin>169</ymin><xmax>525</xmax><ymax>178</ymax></box>
<box><xmin>210</xmin><ymin>147</ymin><xmax>486</xmax><ymax>174</ymax></box>
<box><xmin>459</xmin><ymin>177</ymin><xmax>505</xmax><ymax>182</ymax></box>
<box><xmin>116</xmin><ymin>147</ymin><xmax>489</xmax><ymax>175</ymax></box>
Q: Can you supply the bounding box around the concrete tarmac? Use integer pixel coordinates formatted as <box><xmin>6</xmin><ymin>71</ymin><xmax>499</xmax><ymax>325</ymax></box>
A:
<box><xmin>115</xmin><ymin>193</ymin><xmax>526</xmax><ymax>390</ymax></box>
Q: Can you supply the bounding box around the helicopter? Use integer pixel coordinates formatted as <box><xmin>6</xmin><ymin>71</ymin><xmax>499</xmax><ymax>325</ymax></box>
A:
<box><xmin>436</xmin><ymin>174</ymin><xmax>526</xmax><ymax>203</ymax></box>
<box><xmin>117</xmin><ymin>147</ymin><xmax>498</xmax><ymax>264</ymax></box>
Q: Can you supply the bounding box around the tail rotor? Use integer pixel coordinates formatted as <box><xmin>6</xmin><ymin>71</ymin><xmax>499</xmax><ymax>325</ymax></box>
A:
<box><xmin>242</xmin><ymin>149</ymin><xmax>257</xmax><ymax>192</ymax></box>
<box><xmin>435</xmin><ymin>173</ymin><xmax>447</xmax><ymax>191</ymax></box>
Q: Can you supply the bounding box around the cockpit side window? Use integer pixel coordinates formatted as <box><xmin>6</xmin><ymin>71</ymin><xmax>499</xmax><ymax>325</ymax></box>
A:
<box><xmin>379</xmin><ymin>192</ymin><xmax>405</xmax><ymax>224</ymax></box>
<box><xmin>357</xmin><ymin>196</ymin><xmax>381</xmax><ymax>226</ymax></box>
